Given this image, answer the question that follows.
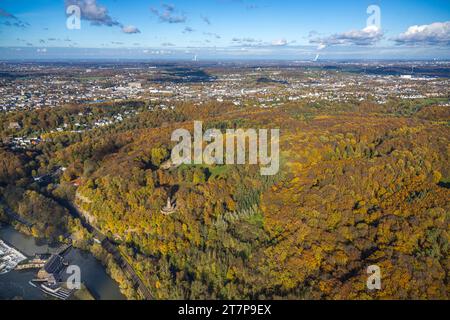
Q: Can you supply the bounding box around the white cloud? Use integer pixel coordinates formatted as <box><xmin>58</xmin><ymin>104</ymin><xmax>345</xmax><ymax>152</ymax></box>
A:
<box><xmin>65</xmin><ymin>0</ymin><xmax>140</xmax><ymax>34</ymax></box>
<box><xmin>393</xmin><ymin>21</ymin><xmax>450</xmax><ymax>45</ymax></box>
<box><xmin>232</xmin><ymin>38</ymin><xmax>294</xmax><ymax>47</ymax></box>
<box><xmin>151</xmin><ymin>4</ymin><xmax>186</xmax><ymax>24</ymax></box>
<box><xmin>317</xmin><ymin>43</ymin><xmax>327</xmax><ymax>50</ymax></box>
<box><xmin>271</xmin><ymin>39</ymin><xmax>288</xmax><ymax>46</ymax></box>
<box><xmin>311</xmin><ymin>25</ymin><xmax>383</xmax><ymax>49</ymax></box>
<box><xmin>65</xmin><ymin>0</ymin><xmax>119</xmax><ymax>26</ymax></box>
<box><xmin>122</xmin><ymin>25</ymin><xmax>140</xmax><ymax>34</ymax></box>
<box><xmin>232</xmin><ymin>37</ymin><xmax>262</xmax><ymax>46</ymax></box>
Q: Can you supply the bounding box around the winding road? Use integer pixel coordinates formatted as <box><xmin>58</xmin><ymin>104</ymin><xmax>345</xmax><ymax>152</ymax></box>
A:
<box><xmin>1</xmin><ymin>196</ymin><xmax>153</xmax><ymax>300</ymax></box>
<box><xmin>64</xmin><ymin>201</ymin><xmax>153</xmax><ymax>300</ymax></box>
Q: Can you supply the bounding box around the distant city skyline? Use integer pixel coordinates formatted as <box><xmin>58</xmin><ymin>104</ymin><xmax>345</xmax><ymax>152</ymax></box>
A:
<box><xmin>0</xmin><ymin>0</ymin><xmax>449</xmax><ymax>60</ymax></box>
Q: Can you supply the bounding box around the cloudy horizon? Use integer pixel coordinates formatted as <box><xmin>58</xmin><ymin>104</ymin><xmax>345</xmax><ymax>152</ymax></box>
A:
<box><xmin>0</xmin><ymin>0</ymin><xmax>449</xmax><ymax>60</ymax></box>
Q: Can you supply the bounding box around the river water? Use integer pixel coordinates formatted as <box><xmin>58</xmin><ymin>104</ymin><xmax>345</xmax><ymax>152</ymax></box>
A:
<box><xmin>0</xmin><ymin>224</ymin><xmax>125</xmax><ymax>300</ymax></box>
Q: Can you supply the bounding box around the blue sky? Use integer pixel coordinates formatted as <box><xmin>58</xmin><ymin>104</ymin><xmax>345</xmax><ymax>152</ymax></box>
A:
<box><xmin>0</xmin><ymin>0</ymin><xmax>449</xmax><ymax>59</ymax></box>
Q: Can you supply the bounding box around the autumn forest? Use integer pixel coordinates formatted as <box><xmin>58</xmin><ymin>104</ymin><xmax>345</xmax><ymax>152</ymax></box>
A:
<box><xmin>1</xmin><ymin>79</ymin><xmax>449</xmax><ymax>300</ymax></box>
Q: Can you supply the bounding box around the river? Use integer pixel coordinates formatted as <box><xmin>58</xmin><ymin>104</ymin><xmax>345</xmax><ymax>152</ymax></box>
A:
<box><xmin>0</xmin><ymin>224</ymin><xmax>125</xmax><ymax>300</ymax></box>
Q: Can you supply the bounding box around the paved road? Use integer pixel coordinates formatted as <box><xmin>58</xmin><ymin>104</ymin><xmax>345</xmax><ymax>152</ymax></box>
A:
<box><xmin>64</xmin><ymin>201</ymin><xmax>153</xmax><ymax>300</ymax></box>
<box><xmin>101</xmin><ymin>238</ymin><xmax>153</xmax><ymax>300</ymax></box>
<box><xmin>0</xmin><ymin>198</ymin><xmax>32</xmax><ymax>228</ymax></box>
<box><xmin>1</xmin><ymin>195</ymin><xmax>153</xmax><ymax>300</ymax></box>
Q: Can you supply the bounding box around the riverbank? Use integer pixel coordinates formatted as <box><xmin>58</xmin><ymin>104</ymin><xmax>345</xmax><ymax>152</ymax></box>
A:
<box><xmin>1</xmin><ymin>192</ymin><xmax>145</xmax><ymax>300</ymax></box>
<box><xmin>0</xmin><ymin>224</ymin><xmax>125</xmax><ymax>300</ymax></box>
